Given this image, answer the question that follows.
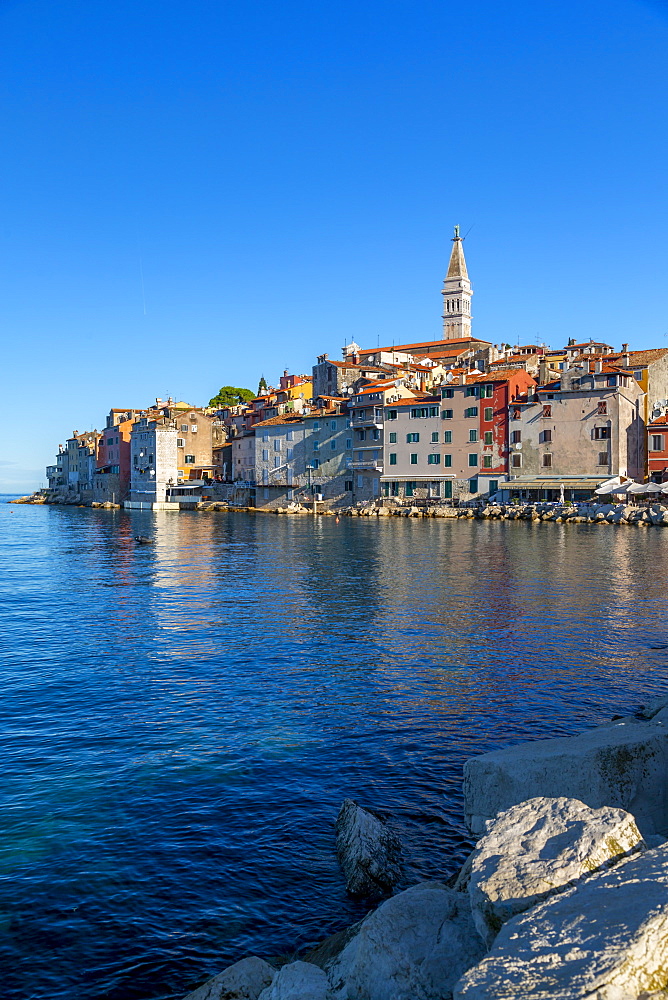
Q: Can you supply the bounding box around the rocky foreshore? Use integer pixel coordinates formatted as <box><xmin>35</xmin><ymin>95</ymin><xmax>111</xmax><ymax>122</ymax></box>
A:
<box><xmin>179</xmin><ymin>699</ymin><xmax>668</xmax><ymax>1000</ymax></box>
<box><xmin>10</xmin><ymin>492</ymin><xmax>668</xmax><ymax>528</ymax></box>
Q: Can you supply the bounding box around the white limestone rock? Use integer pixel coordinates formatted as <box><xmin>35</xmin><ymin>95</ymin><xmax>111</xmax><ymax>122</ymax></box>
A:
<box><xmin>468</xmin><ymin>796</ymin><xmax>644</xmax><ymax>946</ymax></box>
<box><xmin>463</xmin><ymin>719</ymin><xmax>668</xmax><ymax>839</ymax></box>
<box><xmin>335</xmin><ymin>798</ymin><xmax>402</xmax><ymax>898</ymax></box>
<box><xmin>183</xmin><ymin>956</ymin><xmax>276</xmax><ymax>1000</ymax></box>
<box><xmin>454</xmin><ymin>843</ymin><xmax>668</xmax><ymax>1000</ymax></box>
<box><xmin>257</xmin><ymin>961</ymin><xmax>331</xmax><ymax>1000</ymax></box>
<box><xmin>327</xmin><ymin>881</ymin><xmax>485</xmax><ymax>1000</ymax></box>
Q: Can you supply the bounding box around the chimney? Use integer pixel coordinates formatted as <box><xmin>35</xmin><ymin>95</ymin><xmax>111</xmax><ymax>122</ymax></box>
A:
<box><xmin>587</xmin><ymin>359</ymin><xmax>593</xmax><ymax>373</ymax></box>
<box><xmin>459</xmin><ymin>372</ymin><xmax>466</xmax><ymax>385</ymax></box>
<box><xmin>621</xmin><ymin>343</ymin><xmax>629</xmax><ymax>353</ymax></box>
<box><xmin>623</xmin><ymin>353</ymin><xmax>630</xmax><ymax>367</ymax></box>
<box><xmin>595</xmin><ymin>360</ymin><xmax>603</xmax><ymax>374</ymax></box>
<box><xmin>538</xmin><ymin>360</ymin><xmax>549</xmax><ymax>384</ymax></box>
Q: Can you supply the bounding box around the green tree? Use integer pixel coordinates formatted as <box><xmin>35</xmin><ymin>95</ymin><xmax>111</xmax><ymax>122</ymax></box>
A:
<box><xmin>257</xmin><ymin>376</ymin><xmax>268</xmax><ymax>395</ymax></box>
<box><xmin>208</xmin><ymin>385</ymin><xmax>254</xmax><ymax>408</ymax></box>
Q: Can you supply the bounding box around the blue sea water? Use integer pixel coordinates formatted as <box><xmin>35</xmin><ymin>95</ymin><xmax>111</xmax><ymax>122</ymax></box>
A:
<box><xmin>1</xmin><ymin>497</ymin><xmax>668</xmax><ymax>999</ymax></box>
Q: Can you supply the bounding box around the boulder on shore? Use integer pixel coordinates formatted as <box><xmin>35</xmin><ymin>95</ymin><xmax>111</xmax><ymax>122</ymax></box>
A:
<box><xmin>257</xmin><ymin>961</ymin><xmax>331</xmax><ymax>1000</ymax></box>
<box><xmin>327</xmin><ymin>881</ymin><xmax>485</xmax><ymax>1000</ymax></box>
<box><xmin>183</xmin><ymin>956</ymin><xmax>275</xmax><ymax>1000</ymax></box>
<box><xmin>454</xmin><ymin>842</ymin><xmax>668</xmax><ymax>1000</ymax></box>
<box><xmin>468</xmin><ymin>796</ymin><xmax>644</xmax><ymax>945</ymax></box>
<box><xmin>463</xmin><ymin>718</ymin><xmax>668</xmax><ymax>839</ymax></box>
<box><xmin>335</xmin><ymin>799</ymin><xmax>402</xmax><ymax>898</ymax></box>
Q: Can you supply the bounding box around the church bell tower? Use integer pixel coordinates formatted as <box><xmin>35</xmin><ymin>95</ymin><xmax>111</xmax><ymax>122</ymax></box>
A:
<box><xmin>441</xmin><ymin>225</ymin><xmax>472</xmax><ymax>340</ymax></box>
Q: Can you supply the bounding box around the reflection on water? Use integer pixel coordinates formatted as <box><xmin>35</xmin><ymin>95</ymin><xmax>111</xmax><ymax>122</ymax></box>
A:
<box><xmin>1</xmin><ymin>502</ymin><xmax>668</xmax><ymax>999</ymax></box>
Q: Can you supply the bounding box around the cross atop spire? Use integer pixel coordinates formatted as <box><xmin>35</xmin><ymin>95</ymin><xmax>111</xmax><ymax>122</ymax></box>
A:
<box><xmin>446</xmin><ymin>224</ymin><xmax>469</xmax><ymax>280</ymax></box>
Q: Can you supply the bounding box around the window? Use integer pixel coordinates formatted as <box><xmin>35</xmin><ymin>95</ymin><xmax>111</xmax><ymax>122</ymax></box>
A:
<box><xmin>410</xmin><ymin>454</ymin><xmax>418</xmax><ymax>465</ymax></box>
<box><xmin>346</xmin><ymin>438</ymin><xmax>352</xmax><ymax>449</ymax></box>
<box><xmin>444</xmin><ymin>454</ymin><xmax>452</xmax><ymax>467</ymax></box>
<box><xmin>357</xmin><ymin>475</ymin><xmax>364</xmax><ymax>488</ymax></box>
<box><xmin>541</xmin><ymin>429</ymin><xmax>552</xmax><ymax>443</ymax></box>
<box><xmin>406</xmin><ymin>481</ymin><xmax>416</xmax><ymax>497</ymax></box>
<box><xmin>511</xmin><ymin>430</ymin><xmax>521</xmax><ymax>444</ymax></box>
<box><xmin>430</xmin><ymin>481</ymin><xmax>441</xmax><ymax>497</ymax></box>
<box><xmin>287</xmin><ymin>447</ymin><xmax>293</xmax><ymax>459</ymax></box>
<box><xmin>312</xmin><ymin>459</ymin><xmax>320</xmax><ymax>469</ymax></box>
<box><xmin>356</xmin><ymin>451</ymin><xmax>363</xmax><ymax>461</ymax></box>
<box><xmin>465</xmin><ymin>386</ymin><xmax>477</xmax><ymax>397</ymax></box>
<box><xmin>331</xmin><ymin>420</ymin><xmax>338</xmax><ymax>430</ymax></box>
<box><xmin>442</xmin><ymin>409</ymin><xmax>453</xmax><ymax>419</ymax></box>
<box><xmin>598</xmin><ymin>452</ymin><xmax>609</xmax><ymax>466</ymax></box>
<box><xmin>634</xmin><ymin>370</ymin><xmax>643</xmax><ymax>381</ymax></box>
<box><xmin>442</xmin><ymin>388</ymin><xmax>454</xmax><ymax>399</ymax></box>
<box><xmin>427</xmin><ymin>454</ymin><xmax>441</xmax><ymax>465</ymax></box>
<box><xmin>542</xmin><ymin>454</ymin><xmax>552</xmax><ymax>468</ymax></box>
<box><xmin>262</xmin><ymin>433</ymin><xmax>269</xmax><ymax>443</ymax></box>
<box><xmin>181</xmin><ymin>424</ymin><xmax>188</xmax><ymax>432</ymax></box>
<box><xmin>313</xmin><ymin>421</ymin><xmax>320</xmax><ymax>430</ymax></box>
<box><xmin>177</xmin><ymin>438</ymin><xmax>185</xmax><ymax>448</ymax></box>
<box><xmin>406</xmin><ymin>433</ymin><xmax>420</xmax><ymax>443</ymax></box>
<box><xmin>469</xmin><ymin>429</ymin><xmax>478</xmax><ymax>443</ymax></box>
<box><xmin>389</xmin><ymin>432</ymin><xmax>397</xmax><ymax>444</ymax></box>
<box><xmin>469</xmin><ymin>479</ymin><xmax>478</xmax><ymax>493</ymax></box>
<box><xmin>484</xmin><ymin>384</ymin><xmax>494</xmax><ymax>398</ymax></box>
<box><xmin>262</xmin><ymin>449</ymin><xmax>269</xmax><ymax>461</ymax></box>
<box><xmin>593</xmin><ymin>427</ymin><xmax>610</xmax><ymax>440</ymax></box>
<box><xmin>430</xmin><ymin>407</ymin><xmax>438</xmax><ymax>417</ymax></box>
<box><xmin>387</xmin><ymin>410</ymin><xmax>397</xmax><ymax>420</ymax></box>
<box><xmin>286</xmin><ymin>430</ymin><xmax>294</xmax><ymax>442</ymax></box>
<box><xmin>490</xmin><ymin>480</ymin><xmax>498</xmax><ymax>494</ymax></box>
<box><xmin>389</xmin><ymin>453</ymin><xmax>397</xmax><ymax>465</ymax></box>
<box><xmin>444</xmin><ymin>430</ymin><xmax>452</xmax><ymax>443</ymax></box>
<box><xmin>313</xmin><ymin>441</ymin><xmax>319</xmax><ymax>451</ymax></box>
<box><xmin>191</xmin><ymin>425</ymin><xmax>198</xmax><ymax>433</ymax></box>
<box><xmin>651</xmin><ymin>435</ymin><xmax>664</xmax><ymax>451</ymax></box>
<box><xmin>482</xmin><ymin>456</ymin><xmax>492</xmax><ymax>469</ymax></box>
<box><xmin>345</xmin><ymin>480</ymin><xmax>353</xmax><ymax>491</ymax></box>
<box><xmin>484</xmin><ymin>431</ymin><xmax>493</xmax><ymax>445</ymax></box>
<box><xmin>274</xmin><ymin>456</ymin><xmax>280</xmax><ymax>467</ymax></box>
<box><xmin>411</xmin><ymin>407</ymin><xmax>430</xmax><ymax>418</ymax></box>
<box><xmin>468</xmin><ymin>453</ymin><xmax>478</xmax><ymax>467</ymax></box>
<box><xmin>607</xmin><ymin>376</ymin><xmax>617</xmax><ymax>387</ymax></box>
<box><xmin>330</xmin><ymin>440</ymin><xmax>336</xmax><ymax>450</ymax></box>
<box><xmin>274</xmin><ymin>439</ymin><xmax>281</xmax><ymax>451</ymax></box>
<box><xmin>484</xmin><ymin>407</ymin><xmax>493</xmax><ymax>421</ymax></box>
<box><xmin>542</xmin><ymin>405</ymin><xmax>552</xmax><ymax>418</ymax></box>
<box><xmin>185</xmin><ymin>455</ymin><xmax>195</xmax><ymax>464</ymax></box>
<box><xmin>464</xmin><ymin>406</ymin><xmax>478</xmax><ymax>418</ymax></box>
<box><xmin>431</xmin><ymin>432</ymin><xmax>439</xmax><ymax>443</ymax></box>
<box><xmin>512</xmin><ymin>454</ymin><xmax>522</xmax><ymax>468</ymax></box>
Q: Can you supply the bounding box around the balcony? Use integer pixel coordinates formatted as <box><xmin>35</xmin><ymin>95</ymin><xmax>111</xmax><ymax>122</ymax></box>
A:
<box><xmin>351</xmin><ymin>415</ymin><xmax>383</xmax><ymax>428</ymax></box>
<box><xmin>350</xmin><ymin>460</ymin><xmax>384</xmax><ymax>471</ymax></box>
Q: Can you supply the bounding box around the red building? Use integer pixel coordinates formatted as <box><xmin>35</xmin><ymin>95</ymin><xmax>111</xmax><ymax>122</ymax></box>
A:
<box><xmin>468</xmin><ymin>368</ymin><xmax>537</xmax><ymax>481</ymax></box>
<box><xmin>648</xmin><ymin>413</ymin><xmax>668</xmax><ymax>483</ymax></box>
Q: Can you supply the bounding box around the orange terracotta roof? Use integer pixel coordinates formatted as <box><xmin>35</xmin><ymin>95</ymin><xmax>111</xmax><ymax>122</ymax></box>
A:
<box><xmin>359</xmin><ymin>337</ymin><xmax>491</xmax><ymax>354</ymax></box>
<box><xmin>649</xmin><ymin>414</ymin><xmax>668</xmax><ymax>426</ymax></box>
<box><xmin>252</xmin><ymin>414</ymin><xmax>304</xmax><ymax>427</ymax></box>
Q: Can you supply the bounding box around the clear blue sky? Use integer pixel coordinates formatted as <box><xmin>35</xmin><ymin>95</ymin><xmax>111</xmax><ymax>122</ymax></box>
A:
<box><xmin>1</xmin><ymin>0</ymin><xmax>667</xmax><ymax>491</ymax></box>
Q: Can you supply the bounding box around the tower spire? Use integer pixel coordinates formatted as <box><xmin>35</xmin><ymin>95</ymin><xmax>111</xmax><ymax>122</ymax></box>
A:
<box><xmin>441</xmin><ymin>224</ymin><xmax>472</xmax><ymax>340</ymax></box>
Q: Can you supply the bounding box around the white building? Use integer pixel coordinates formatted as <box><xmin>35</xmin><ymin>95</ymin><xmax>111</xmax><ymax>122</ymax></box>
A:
<box><xmin>126</xmin><ymin>417</ymin><xmax>179</xmax><ymax>509</ymax></box>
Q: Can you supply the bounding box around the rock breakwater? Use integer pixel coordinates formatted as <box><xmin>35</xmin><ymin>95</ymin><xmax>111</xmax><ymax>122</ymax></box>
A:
<box><xmin>180</xmin><ymin>699</ymin><xmax>668</xmax><ymax>1000</ymax></box>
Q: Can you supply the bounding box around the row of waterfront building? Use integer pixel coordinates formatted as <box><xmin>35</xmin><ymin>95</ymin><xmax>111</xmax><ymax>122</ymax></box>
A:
<box><xmin>46</xmin><ymin>230</ymin><xmax>668</xmax><ymax>509</ymax></box>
